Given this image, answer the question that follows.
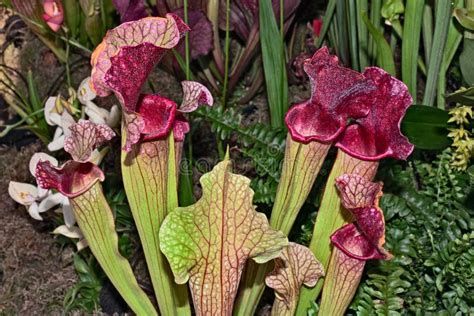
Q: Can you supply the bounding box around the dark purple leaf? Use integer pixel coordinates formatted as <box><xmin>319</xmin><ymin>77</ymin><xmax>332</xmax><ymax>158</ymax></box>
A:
<box><xmin>112</xmin><ymin>0</ymin><xmax>148</xmax><ymax>23</ymax></box>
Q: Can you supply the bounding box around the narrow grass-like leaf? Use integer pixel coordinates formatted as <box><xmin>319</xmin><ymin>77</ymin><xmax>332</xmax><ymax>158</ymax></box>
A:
<box><xmin>260</xmin><ymin>0</ymin><xmax>288</xmax><ymax>128</ymax></box>
<box><xmin>368</xmin><ymin>0</ymin><xmax>383</xmax><ymax>63</ymax></box>
<box><xmin>348</xmin><ymin>0</ymin><xmax>360</xmax><ymax>70</ymax></box>
<box><xmin>160</xmin><ymin>157</ymin><xmax>288</xmax><ymax>316</ymax></box>
<box><xmin>316</xmin><ymin>0</ymin><xmax>337</xmax><ymax>48</ymax></box>
<box><xmin>356</xmin><ymin>0</ymin><xmax>369</xmax><ymax>70</ymax></box>
<box><xmin>422</xmin><ymin>4</ymin><xmax>433</xmax><ymax>65</ymax></box>
<box><xmin>362</xmin><ymin>12</ymin><xmax>396</xmax><ymax>76</ymax></box>
<box><xmin>402</xmin><ymin>0</ymin><xmax>425</xmax><ymax>100</ymax></box>
<box><xmin>438</xmin><ymin>0</ymin><xmax>464</xmax><ymax>109</ymax></box>
<box><xmin>336</xmin><ymin>0</ymin><xmax>349</xmax><ymax>64</ymax></box>
<box><xmin>27</xmin><ymin>70</ymin><xmax>42</xmax><ymax>112</ymax></box>
<box><xmin>422</xmin><ymin>0</ymin><xmax>452</xmax><ymax>107</ymax></box>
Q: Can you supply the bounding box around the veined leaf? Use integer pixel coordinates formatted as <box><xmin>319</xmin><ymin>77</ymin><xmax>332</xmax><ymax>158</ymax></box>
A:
<box><xmin>160</xmin><ymin>157</ymin><xmax>288</xmax><ymax>316</ymax></box>
<box><xmin>265</xmin><ymin>243</ymin><xmax>324</xmax><ymax>316</ymax></box>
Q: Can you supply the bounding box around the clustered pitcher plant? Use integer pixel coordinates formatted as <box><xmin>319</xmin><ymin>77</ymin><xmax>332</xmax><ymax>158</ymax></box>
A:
<box><xmin>10</xmin><ymin>14</ymin><xmax>414</xmax><ymax>316</ymax></box>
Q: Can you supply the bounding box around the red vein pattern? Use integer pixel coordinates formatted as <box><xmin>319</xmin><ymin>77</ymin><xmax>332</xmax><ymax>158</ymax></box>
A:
<box><xmin>121</xmin><ymin>136</ymin><xmax>188</xmax><ymax>315</ymax></box>
<box><xmin>265</xmin><ymin>243</ymin><xmax>324</xmax><ymax>316</ymax></box>
<box><xmin>335</xmin><ymin>174</ymin><xmax>382</xmax><ymax>210</ymax></box>
<box><xmin>333</xmin><ymin>174</ymin><xmax>391</xmax><ymax>260</ymax></box>
<box><xmin>64</xmin><ymin>120</ymin><xmax>115</xmax><ymax>162</ymax></box>
<box><xmin>35</xmin><ymin>160</ymin><xmax>104</xmax><ymax>198</ymax></box>
<box><xmin>91</xmin><ymin>14</ymin><xmax>188</xmax><ymax>98</ymax></box>
<box><xmin>319</xmin><ymin>241</ymin><xmax>365</xmax><ymax>316</ymax></box>
<box><xmin>232</xmin><ymin>137</ymin><xmax>330</xmax><ymax>316</ymax></box>
<box><xmin>179</xmin><ymin>81</ymin><xmax>214</xmax><ymax>113</ymax></box>
<box><xmin>70</xmin><ymin>183</ymin><xmax>157</xmax><ymax>315</ymax></box>
<box><xmin>159</xmin><ymin>159</ymin><xmax>288</xmax><ymax>316</ymax></box>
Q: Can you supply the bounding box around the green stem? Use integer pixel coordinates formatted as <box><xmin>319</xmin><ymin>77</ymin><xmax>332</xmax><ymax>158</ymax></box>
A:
<box><xmin>234</xmin><ymin>137</ymin><xmax>330</xmax><ymax>316</ymax></box>
<box><xmin>356</xmin><ymin>0</ymin><xmax>369</xmax><ymax>70</ymax></box>
<box><xmin>121</xmin><ymin>133</ymin><xmax>190</xmax><ymax>316</ymax></box>
<box><xmin>72</xmin><ymin>184</ymin><xmax>157</xmax><ymax>315</ymax></box>
<box><xmin>368</xmin><ymin>0</ymin><xmax>382</xmax><ymax>63</ymax></box>
<box><xmin>64</xmin><ymin>28</ymin><xmax>72</xmax><ymax>88</ymax></box>
<box><xmin>438</xmin><ymin>0</ymin><xmax>465</xmax><ymax>109</ymax></box>
<box><xmin>348</xmin><ymin>0</ymin><xmax>360</xmax><ymax>71</ymax></box>
<box><xmin>296</xmin><ymin>150</ymin><xmax>378</xmax><ymax>314</ymax></box>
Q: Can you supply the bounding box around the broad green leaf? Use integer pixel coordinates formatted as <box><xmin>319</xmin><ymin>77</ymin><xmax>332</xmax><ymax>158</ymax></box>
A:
<box><xmin>460</xmin><ymin>38</ymin><xmax>474</xmax><ymax>86</ymax></box>
<box><xmin>401</xmin><ymin>105</ymin><xmax>450</xmax><ymax>150</ymax></box>
<box><xmin>160</xmin><ymin>157</ymin><xmax>288</xmax><ymax>316</ymax></box>
<box><xmin>265</xmin><ymin>243</ymin><xmax>324</xmax><ymax>316</ymax></box>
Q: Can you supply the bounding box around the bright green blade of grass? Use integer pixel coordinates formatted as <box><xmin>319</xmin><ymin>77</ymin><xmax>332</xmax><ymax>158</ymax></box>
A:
<box><xmin>336</xmin><ymin>0</ymin><xmax>349</xmax><ymax>64</ymax></box>
<box><xmin>368</xmin><ymin>0</ymin><xmax>383</xmax><ymax>63</ymax></box>
<box><xmin>356</xmin><ymin>0</ymin><xmax>369</xmax><ymax>69</ymax></box>
<box><xmin>402</xmin><ymin>0</ymin><xmax>425</xmax><ymax>101</ymax></box>
<box><xmin>422</xmin><ymin>0</ymin><xmax>453</xmax><ymax>107</ymax></box>
<box><xmin>438</xmin><ymin>0</ymin><xmax>465</xmax><ymax>109</ymax></box>
<box><xmin>422</xmin><ymin>4</ymin><xmax>433</xmax><ymax>65</ymax></box>
<box><xmin>348</xmin><ymin>0</ymin><xmax>360</xmax><ymax>70</ymax></box>
<box><xmin>362</xmin><ymin>12</ymin><xmax>396</xmax><ymax>76</ymax></box>
<box><xmin>260</xmin><ymin>0</ymin><xmax>288</xmax><ymax>128</ymax></box>
<box><xmin>316</xmin><ymin>0</ymin><xmax>337</xmax><ymax>48</ymax></box>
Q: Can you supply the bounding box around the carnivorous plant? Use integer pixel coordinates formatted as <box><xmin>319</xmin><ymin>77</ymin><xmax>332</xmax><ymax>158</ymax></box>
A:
<box><xmin>14</xmin><ymin>16</ymin><xmax>415</xmax><ymax>316</ymax></box>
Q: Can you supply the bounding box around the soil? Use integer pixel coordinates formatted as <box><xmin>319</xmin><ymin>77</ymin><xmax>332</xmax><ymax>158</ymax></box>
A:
<box><xmin>0</xmin><ymin>10</ymin><xmax>81</xmax><ymax>315</ymax></box>
<box><xmin>0</xmin><ymin>143</ymin><xmax>78</xmax><ymax>315</ymax></box>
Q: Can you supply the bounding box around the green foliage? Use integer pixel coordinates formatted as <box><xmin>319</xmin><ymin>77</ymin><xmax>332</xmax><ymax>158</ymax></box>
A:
<box><xmin>362</xmin><ymin>12</ymin><xmax>395</xmax><ymax>76</ymax></box>
<box><xmin>350</xmin><ymin>150</ymin><xmax>474</xmax><ymax>315</ymax></box>
<box><xmin>401</xmin><ymin>105</ymin><xmax>451</xmax><ymax>151</ymax></box>
<box><xmin>63</xmin><ymin>254</ymin><xmax>102</xmax><ymax>313</ymax></box>
<box><xmin>195</xmin><ymin>106</ymin><xmax>286</xmax><ymax>203</ymax></box>
<box><xmin>259</xmin><ymin>0</ymin><xmax>288</xmax><ymax>128</ymax></box>
<box><xmin>0</xmin><ymin>67</ymin><xmax>52</xmax><ymax>143</ymax></box>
